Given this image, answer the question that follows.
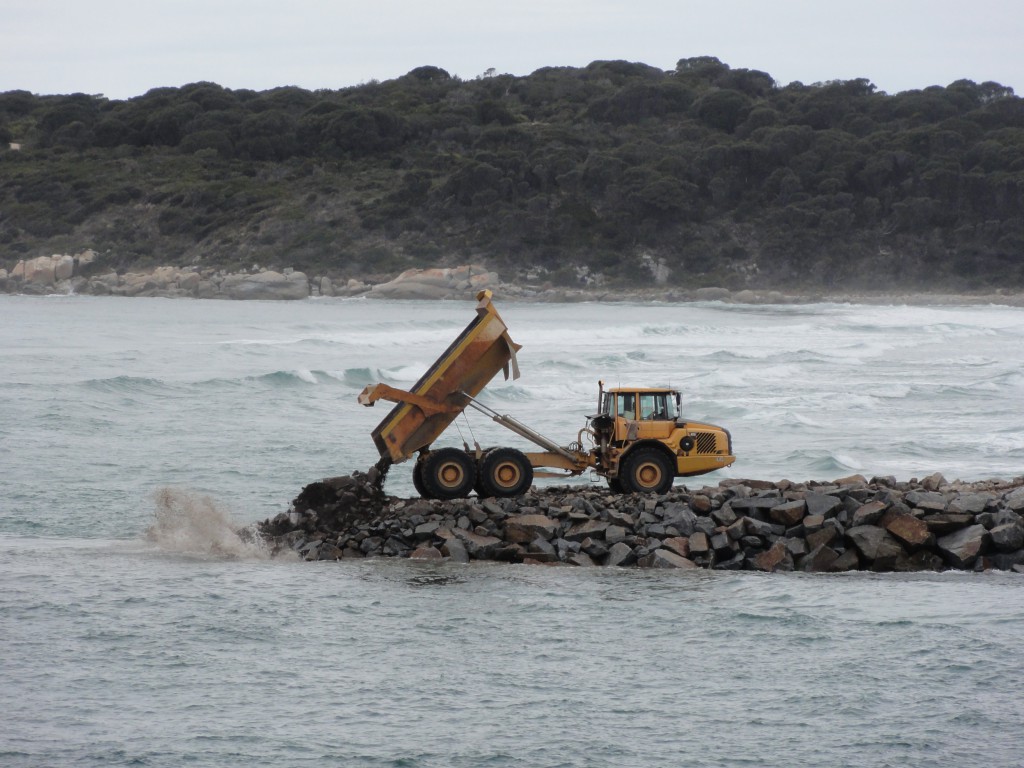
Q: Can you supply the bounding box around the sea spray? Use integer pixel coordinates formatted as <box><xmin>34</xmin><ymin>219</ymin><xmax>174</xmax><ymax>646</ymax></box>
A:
<box><xmin>147</xmin><ymin>487</ymin><xmax>270</xmax><ymax>559</ymax></box>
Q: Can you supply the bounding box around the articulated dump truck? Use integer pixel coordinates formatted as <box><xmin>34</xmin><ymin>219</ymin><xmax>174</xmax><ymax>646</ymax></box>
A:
<box><xmin>358</xmin><ymin>290</ymin><xmax>735</xmax><ymax>499</ymax></box>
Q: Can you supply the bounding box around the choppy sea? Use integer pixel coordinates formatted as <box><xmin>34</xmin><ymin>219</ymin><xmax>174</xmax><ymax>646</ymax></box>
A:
<box><xmin>2</xmin><ymin>294</ymin><xmax>1024</xmax><ymax>767</ymax></box>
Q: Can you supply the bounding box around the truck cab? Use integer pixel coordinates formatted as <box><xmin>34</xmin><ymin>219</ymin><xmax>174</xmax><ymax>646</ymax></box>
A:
<box><xmin>591</xmin><ymin>385</ymin><xmax>735</xmax><ymax>493</ymax></box>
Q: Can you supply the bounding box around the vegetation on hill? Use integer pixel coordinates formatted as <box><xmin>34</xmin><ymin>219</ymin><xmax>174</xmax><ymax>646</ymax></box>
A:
<box><xmin>2</xmin><ymin>57</ymin><xmax>1023</xmax><ymax>290</ymax></box>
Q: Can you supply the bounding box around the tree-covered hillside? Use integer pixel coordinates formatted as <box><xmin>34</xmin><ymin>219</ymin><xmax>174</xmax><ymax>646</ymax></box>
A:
<box><xmin>2</xmin><ymin>57</ymin><xmax>1023</xmax><ymax>290</ymax></box>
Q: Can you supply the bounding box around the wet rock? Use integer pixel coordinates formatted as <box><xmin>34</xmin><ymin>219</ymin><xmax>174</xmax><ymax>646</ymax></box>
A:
<box><xmin>851</xmin><ymin>500</ymin><xmax>888</xmax><ymax>527</ymax></box>
<box><xmin>605</xmin><ymin>542</ymin><xmax>636</xmax><ymax>567</ymax></box>
<box><xmin>988</xmin><ymin>549</ymin><xmax>1024</xmax><ymax>571</ymax></box>
<box><xmin>751</xmin><ymin>540</ymin><xmax>793</xmax><ymax>572</ymax></box>
<box><xmin>504</xmin><ymin>514</ymin><xmax>559</xmax><ymax>543</ymax></box>
<box><xmin>661</xmin><ymin>536</ymin><xmax>690</xmax><ymax>559</ymax></box>
<box><xmin>526</xmin><ymin>537</ymin><xmax>558</xmax><ymax>563</ymax></box>
<box><xmin>769</xmin><ymin>500</ymin><xmax>806</xmax><ymax>527</ymax></box>
<box><xmin>713</xmin><ymin>551</ymin><xmax>747</xmax><ymax>570</ymax></box>
<box><xmin>1003</xmin><ymin>487</ymin><xmax>1024</xmax><ymax>513</ymax></box>
<box><xmin>846</xmin><ymin>526</ymin><xmax>905</xmax><ymax>570</ymax></box>
<box><xmin>784</xmin><ymin>537</ymin><xmax>808</xmax><ymax>559</ymax></box>
<box><xmin>454</xmin><ymin>529</ymin><xmax>503</xmax><ymax>559</ymax></box>
<box><xmin>605</xmin><ymin>525</ymin><xmax>628</xmax><ymax>544</ymax></box>
<box><xmin>804</xmin><ymin>493</ymin><xmax>843</xmax><ymax>518</ymax></box>
<box><xmin>948</xmin><ymin>493</ymin><xmax>991</xmax><ymax>515</ymax></box>
<box><xmin>882</xmin><ymin>512</ymin><xmax>932</xmax><ymax>549</ymax></box>
<box><xmin>894</xmin><ymin>550</ymin><xmax>944</xmax><ymax>572</ymax></box>
<box><xmin>800</xmin><ymin>544</ymin><xmax>839</xmax><ymax>573</ymax></box>
<box><xmin>830</xmin><ymin>549</ymin><xmax>861</xmax><ymax>572</ymax></box>
<box><xmin>639</xmin><ymin>549</ymin><xmax>698</xmax><ymax>569</ymax></box>
<box><xmin>989</xmin><ymin>523</ymin><xmax>1024</xmax><ymax>553</ymax></box>
<box><xmin>688</xmin><ymin>531</ymin><xmax>710</xmax><ymax>557</ymax></box>
<box><xmin>409</xmin><ymin>545</ymin><xmax>443</xmax><ymax>560</ymax></box>
<box><xmin>906</xmin><ymin>490</ymin><xmax>947</xmax><ymax>511</ymax></box>
<box><xmin>710</xmin><ymin>531</ymin><xmax>736</xmax><ymax>557</ymax></box>
<box><xmin>564</xmin><ymin>520</ymin><xmax>609</xmax><ymax>542</ymax></box>
<box><xmin>802</xmin><ymin>514</ymin><xmax>825</xmax><ymax>534</ymax></box>
<box><xmin>922</xmin><ymin>513</ymin><xmax>974</xmax><ymax>535</ymax></box>
<box><xmin>936</xmin><ymin>525</ymin><xmax>989</xmax><ymax>569</ymax></box>
<box><xmin>711</xmin><ymin>506</ymin><xmax>737</xmax><ymax>527</ymax></box>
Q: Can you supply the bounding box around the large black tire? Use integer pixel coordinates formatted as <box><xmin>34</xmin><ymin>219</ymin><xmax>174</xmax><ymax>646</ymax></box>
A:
<box><xmin>620</xmin><ymin>447</ymin><xmax>674</xmax><ymax>495</ymax></box>
<box><xmin>420</xmin><ymin>448</ymin><xmax>477</xmax><ymax>500</ymax></box>
<box><xmin>607</xmin><ymin>477</ymin><xmax>624</xmax><ymax>493</ymax></box>
<box><xmin>477</xmin><ymin>448</ymin><xmax>533</xmax><ymax>498</ymax></box>
<box><xmin>412</xmin><ymin>459</ymin><xmax>432</xmax><ymax>499</ymax></box>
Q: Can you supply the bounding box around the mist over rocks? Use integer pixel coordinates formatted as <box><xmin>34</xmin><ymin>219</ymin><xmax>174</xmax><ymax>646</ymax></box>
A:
<box><xmin>258</xmin><ymin>471</ymin><xmax>1024</xmax><ymax>574</ymax></box>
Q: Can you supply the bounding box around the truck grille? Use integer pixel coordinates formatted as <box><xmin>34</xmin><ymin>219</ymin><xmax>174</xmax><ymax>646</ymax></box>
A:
<box><xmin>695</xmin><ymin>432</ymin><xmax>718</xmax><ymax>454</ymax></box>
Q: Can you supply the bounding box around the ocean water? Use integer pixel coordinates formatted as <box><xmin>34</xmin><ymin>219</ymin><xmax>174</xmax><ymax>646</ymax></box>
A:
<box><xmin>2</xmin><ymin>294</ymin><xmax>1024</xmax><ymax>767</ymax></box>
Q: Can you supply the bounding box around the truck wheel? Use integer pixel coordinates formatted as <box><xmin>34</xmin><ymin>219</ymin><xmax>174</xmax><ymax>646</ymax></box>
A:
<box><xmin>607</xmin><ymin>477</ymin><xmax>623</xmax><ymax>493</ymax></box>
<box><xmin>412</xmin><ymin>460</ymin><xmax>432</xmax><ymax>499</ymax></box>
<box><xmin>621</xmin><ymin>447</ymin><xmax>674</xmax><ymax>495</ymax></box>
<box><xmin>421</xmin><ymin>448</ymin><xmax>477</xmax><ymax>500</ymax></box>
<box><xmin>477</xmin><ymin>448</ymin><xmax>533</xmax><ymax>498</ymax></box>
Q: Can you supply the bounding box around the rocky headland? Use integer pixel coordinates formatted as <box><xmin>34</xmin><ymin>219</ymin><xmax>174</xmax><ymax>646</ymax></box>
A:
<box><xmin>258</xmin><ymin>469</ymin><xmax>1024</xmax><ymax>574</ymax></box>
<box><xmin>5</xmin><ymin>253</ymin><xmax>1024</xmax><ymax>306</ymax></box>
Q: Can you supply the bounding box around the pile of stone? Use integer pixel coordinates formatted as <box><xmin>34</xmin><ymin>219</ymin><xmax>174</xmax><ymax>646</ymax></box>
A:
<box><xmin>258</xmin><ymin>472</ymin><xmax>1024</xmax><ymax>572</ymax></box>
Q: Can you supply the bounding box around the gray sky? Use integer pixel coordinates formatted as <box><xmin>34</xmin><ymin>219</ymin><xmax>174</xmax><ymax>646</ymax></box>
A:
<box><xmin>2</xmin><ymin>0</ymin><xmax>1022</xmax><ymax>99</ymax></box>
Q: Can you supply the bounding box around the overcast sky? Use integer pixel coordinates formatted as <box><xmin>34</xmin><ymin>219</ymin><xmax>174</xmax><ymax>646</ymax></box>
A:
<box><xmin>2</xmin><ymin>0</ymin><xmax>1022</xmax><ymax>99</ymax></box>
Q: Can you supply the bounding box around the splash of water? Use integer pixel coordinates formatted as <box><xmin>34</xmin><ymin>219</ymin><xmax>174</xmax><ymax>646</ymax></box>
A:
<box><xmin>147</xmin><ymin>487</ymin><xmax>270</xmax><ymax>559</ymax></box>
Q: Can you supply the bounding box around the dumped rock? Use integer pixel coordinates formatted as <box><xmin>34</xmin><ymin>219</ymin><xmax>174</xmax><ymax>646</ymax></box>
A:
<box><xmin>257</xmin><ymin>471</ymin><xmax>1024</xmax><ymax>573</ymax></box>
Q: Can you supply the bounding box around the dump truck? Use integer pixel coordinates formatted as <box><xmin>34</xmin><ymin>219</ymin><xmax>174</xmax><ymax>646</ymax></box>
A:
<box><xmin>358</xmin><ymin>290</ymin><xmax>735</xmax><ymax>499</ymax></box>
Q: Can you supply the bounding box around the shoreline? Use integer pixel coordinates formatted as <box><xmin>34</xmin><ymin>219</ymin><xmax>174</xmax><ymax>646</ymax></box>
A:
<box><xmin>4</xmin><ymin>254</ymin><xmax>1024</xmax><ymax>306</ymax></box>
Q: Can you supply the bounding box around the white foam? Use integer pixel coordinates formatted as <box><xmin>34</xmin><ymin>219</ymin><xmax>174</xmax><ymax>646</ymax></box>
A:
<box><xmin>146</xmin><ymin>488</ymin><xmax>270</xmax><ymax>559</ymax></box>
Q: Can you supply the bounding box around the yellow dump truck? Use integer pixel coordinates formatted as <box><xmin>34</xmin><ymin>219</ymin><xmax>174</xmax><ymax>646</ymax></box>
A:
<box><xmin>358</xmin><ymin>290</ymin><xmax>735</xmax><ymax>499</ymax></box>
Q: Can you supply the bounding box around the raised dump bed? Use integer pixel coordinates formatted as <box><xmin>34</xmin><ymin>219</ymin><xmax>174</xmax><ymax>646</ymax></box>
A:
<box><xmin>358</xmin><ymin>289</ymin><xmax>521</xmax><ymax>464</ymax></box>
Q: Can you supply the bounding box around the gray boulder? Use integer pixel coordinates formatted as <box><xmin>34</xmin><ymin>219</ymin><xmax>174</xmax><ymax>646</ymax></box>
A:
<box><xmin>936</xmin><ymin>524</ymin><xmax>989</xmax><ymax>568</ymax></box>
<box><xmin>605</xmin><ymin>542</ymin><xmax>636</xmax><ymax>567</ymax></box>
<box><xmin>804</xmin><ymin>493</ymin><xmax>843</xmax><ymax>518</ymax></box>
<box><xmin>504</xmin><ymin>514</ymin><xmax>559</xmax><ymax>543</ymax></box>
<box><xmin>989</xmin><ymin>523</ymin><xmax>1024</xmax><ymax>553</ymax></box>
<box><xmin>846</xmin><ymin>526</ymin><xmax>905</xmax><ymax>570</ymax></box>
<box><xmin>221</xmin><ymin>270</ymin><xmax>309</xmax><ymax>300</ymax></box>
<box><xmin>638</xmin><ymin>549</ymin><xmax>697</xmax><ymax>569</ymax></box>
<box><xmin>1004</xmin><ymin>487</ymin><xmax>1024</xmax><ymax>513</ymax></box>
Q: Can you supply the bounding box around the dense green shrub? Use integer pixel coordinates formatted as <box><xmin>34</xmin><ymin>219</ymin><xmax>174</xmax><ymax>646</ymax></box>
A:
<box><xmin>1</xmin><ymin>59</ymin><xmax>1022</xmax><ymax>290</ymax></box>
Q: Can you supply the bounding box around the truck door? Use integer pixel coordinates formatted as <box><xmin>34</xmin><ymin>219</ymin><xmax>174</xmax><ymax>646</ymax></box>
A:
<box><xmin>638</xmin><ymin>392</ymin><xmax>673</xmax><ymax>438</ymax></box>
<box><xmin>614</xmin><ymin>392</ymin><xmax>637</xmax><ymax>441</ymax></box>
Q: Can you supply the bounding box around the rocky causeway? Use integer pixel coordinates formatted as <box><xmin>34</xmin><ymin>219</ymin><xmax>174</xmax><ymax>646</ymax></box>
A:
<box><xmin>258</xmin><ymin>468</ymin><xmax>1024</xmax><ymax>573</ymax></box>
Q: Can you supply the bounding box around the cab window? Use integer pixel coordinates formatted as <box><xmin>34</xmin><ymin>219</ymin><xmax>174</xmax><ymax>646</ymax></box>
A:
<box><xmin>616</xmin><ymin>393</ymin><xmax>636</xmax><ymax>420</ymax></box>
<box><xmin>601</xmin><ymin>392</ymin><xmax>614</xmax><ymax>417</ymax></box>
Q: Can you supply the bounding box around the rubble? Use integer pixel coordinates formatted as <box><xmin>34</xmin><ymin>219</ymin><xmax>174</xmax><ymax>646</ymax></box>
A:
<box><xmin>257</xmin><ymin>471</ymin><xmax>1024</xmax><ymax>573</ymax></box>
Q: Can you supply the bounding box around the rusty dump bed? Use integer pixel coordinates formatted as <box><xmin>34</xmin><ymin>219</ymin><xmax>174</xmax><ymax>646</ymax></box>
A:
<box><xmin>365</xmin><ymin>290</ymin><xmax>521</xmax><ymax>463</ymax></box>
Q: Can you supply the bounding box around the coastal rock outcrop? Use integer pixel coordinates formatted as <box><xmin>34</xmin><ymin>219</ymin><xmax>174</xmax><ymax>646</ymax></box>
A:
<box><xmin>2</xmin><ymin>252</ymin><xmax>314</xmax><ymax>300</ymax></box>
<box><xmin>368</xmin><ymin>265</ymin><xmax>500</xmax><ymax>300</ymax></box>
<box><xmin>220</xmin><ymin>270</ymin><xmax>310</xmax><ymax>300</ymax></box>
<box><xmin>258</xmin><ymin>472</ymin><xmax>1024</xmax><ymax>573</ymax></box>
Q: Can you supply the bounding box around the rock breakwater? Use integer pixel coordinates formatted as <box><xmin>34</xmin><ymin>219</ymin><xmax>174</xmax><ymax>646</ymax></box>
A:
<box><xmin>259</xmin><ymin>471</ymin><xmax>1024</xmax><ymax>573</ymax></box>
